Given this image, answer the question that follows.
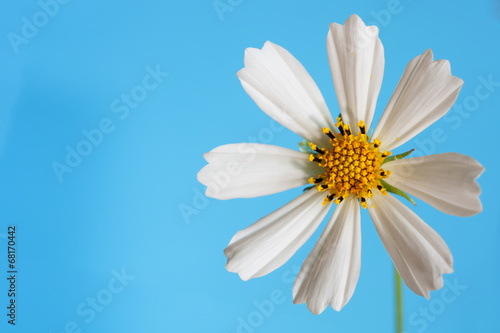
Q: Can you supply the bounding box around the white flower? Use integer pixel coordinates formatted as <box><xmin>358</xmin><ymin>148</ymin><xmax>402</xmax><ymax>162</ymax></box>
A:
<box><xmin>197</xmin><ymin>14</ymin><xmax>484</xmax><ymax>314</ymax></box>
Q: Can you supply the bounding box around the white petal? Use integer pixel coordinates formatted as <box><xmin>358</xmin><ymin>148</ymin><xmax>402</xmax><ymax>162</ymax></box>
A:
<box><xmin>237</xmin><ymin>41</ymin><xmax>336</xmax><ymax>147</ymax></box>
<box><xmin>373</xmin><ymin>49</ymin><xmax>463</xmax><ymax>151</ymax></box>
<box><xmin>327</xmin><ymin>14</ymin><xmax>384</xmax><ymax>133</ymax></box>
<box><xmin>384</xmin><ymin>153</ymin><xmax>484</xmax><ymax>217</ymax></box>
<box><xmin>368</xmin><ymin>192</ymin><xmax>453</xmax><ymax>298</ymax></box>
<box><xmin>224</xmin><ymin>189</ymin><xmax>331</xmax><ymax>281</ymax></box>
<box><xmin>293</xmin><ymin>195</ymin><xmax>361</xmax><ymax>314</ymax></box>
<box><xmin>197</xmin><ymin>143</ymin><xmax>322</xmax><ymax>200</ymax></box>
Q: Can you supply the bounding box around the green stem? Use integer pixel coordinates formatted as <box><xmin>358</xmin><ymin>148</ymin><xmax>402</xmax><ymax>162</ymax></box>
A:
<box><xmin>395</xmin><ymin>267</ymin><xmax>403</xmax><ymax>333</ymax></box>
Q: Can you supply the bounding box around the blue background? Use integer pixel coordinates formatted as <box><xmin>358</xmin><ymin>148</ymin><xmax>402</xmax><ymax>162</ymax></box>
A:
<box><xmin>1</xmin><ymin>0</ymin><xmax>499</xmax><ymax>332</ymax></box>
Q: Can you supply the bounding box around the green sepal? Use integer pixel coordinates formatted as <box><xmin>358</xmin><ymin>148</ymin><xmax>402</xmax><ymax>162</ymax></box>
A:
<box><xmin>379</xmin><ymin>179</ymin><xmax>416</xmax><ymax>206</ymax></box>
<box><xmin>382</xmin><ymin>149</ymin><xmax>415</xmax><ymax>164</ymax></box>
<box><xmin>303</xmin><ymin>185</ymin><xmax>315</xmax><ymax>192</ymax></box>
<box><xmin>298</xmin><ymin>140</ymin><xmax>315</xmax><ymax>154</ymax></box>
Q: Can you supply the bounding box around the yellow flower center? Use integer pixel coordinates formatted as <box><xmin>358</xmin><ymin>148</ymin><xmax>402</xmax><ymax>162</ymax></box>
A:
<box><xmin>308</xmin><ymin>119</ymin><xmax>392</xmax><ymax>208</ymax></box>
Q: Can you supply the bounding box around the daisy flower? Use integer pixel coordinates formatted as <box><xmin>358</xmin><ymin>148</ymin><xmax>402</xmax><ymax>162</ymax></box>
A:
<box><xmin>197</xmin><ymin>14</ymin><xmax>484</xmax><ymax>314</ymax></box>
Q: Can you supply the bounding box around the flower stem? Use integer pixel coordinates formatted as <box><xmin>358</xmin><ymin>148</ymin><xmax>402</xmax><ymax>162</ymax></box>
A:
<box><xmin>395</xmin><ymin>267</ymin><xmax>403</xmax><ymax>333</ymax></box>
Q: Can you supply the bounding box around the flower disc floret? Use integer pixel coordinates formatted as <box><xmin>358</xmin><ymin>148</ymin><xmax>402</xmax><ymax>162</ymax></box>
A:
<box><xmin>308</xmin><ymin>119</ymin><xmax>392</xmax><ymax>208</ymax></box>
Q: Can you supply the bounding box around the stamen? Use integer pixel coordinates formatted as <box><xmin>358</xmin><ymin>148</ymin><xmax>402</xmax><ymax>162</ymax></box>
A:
<box><xmin>318</xmin><ymin>184</ymin><xmax>329</xmax><ymax>192</ymax></box>
<box><xmin>337</xmin><ymin>124</ymin><xmax>345</xmax><ymax>136</ymax></box>
<box><xmin>308</xmin><ymin>177</ymin><xmax>323</xmax><ymax>184</ymax></box>
<box><xmin>358</xmin><ymin>120</ymin><xmax>366</xmax><ymax>135</ymax></box>
<box><xmin>343</xmin><ymin>124</ymin><xmax>351</xmax><ymax>136</ymax></box>
<box><xmin>309</xmin><ymin>154</ymin><xmax>322</xmax><ymax>163</ymax></box>
<box><xmin>322</xmin><ymin>128</ymin><xmax>336</xmax><ymax>140</ymax></box>
<box><xmin>360</xmin><ymin>196</ymin><xmax>367</xmax><ymax>209</ymax></box>
<box><xmin>309</xmin><ymin>143</ymin><xmax>325</xmax><ymax>154</ymax></box>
